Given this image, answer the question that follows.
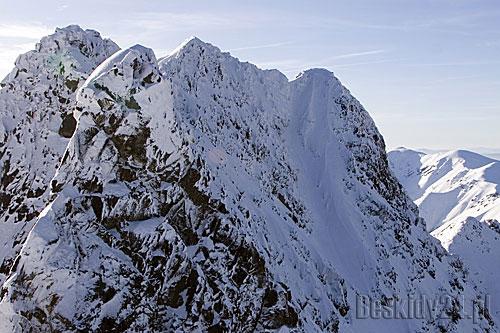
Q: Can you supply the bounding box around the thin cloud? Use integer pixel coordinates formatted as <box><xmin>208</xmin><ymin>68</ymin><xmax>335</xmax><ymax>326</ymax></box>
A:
<box><xmin>228</xmin><ymin>41</ymin><xmax>294</xmax><ymax>52</ymax></box>
<box><xmin>333</xmin><ymin>58</ymin><xmax>398</xmax><ymax>69</ymax></box>
<box><xmin>124</xmin><ymin>12</ymin><xmax>260</xmax><ymax>32</ymax></box>
<box><xmin>414</xmin><ymin>10</ymin><xmax>500</xmax><ymax>29</ymax></box>
<box><xmin>257</xmin><ymin>49</ymin><xmax>388</xmax><ymax>72</ymax></box>
<box><xmin>327</xmin><ymin>49</ymin><xmax>386</xmax><ymax>61</ymax></box>
<box><xmin>311</xmin><ymin>15</ymin><xmax>495</xmax><ymax>36</ymax></box>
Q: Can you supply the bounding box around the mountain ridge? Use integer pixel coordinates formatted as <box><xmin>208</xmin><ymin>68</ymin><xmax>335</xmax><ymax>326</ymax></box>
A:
<box><xmin>0</xmin><ymin>26</ymin><xmax>496</xmax><ymax>332</ymax></box>
<box><xmin>388</xmin><ymin>147</ymin><xmax>500</xmax><ymax>231</ymax></box>
<box><xmin>389</xmin><ymin>147</ymin><xmax>500</xmax><ymax>323</ymax></box>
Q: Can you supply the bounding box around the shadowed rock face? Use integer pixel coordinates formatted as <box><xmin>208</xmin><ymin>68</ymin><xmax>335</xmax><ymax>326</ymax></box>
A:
<box><xmin>0</xmin><ymin>30</ymin><xmax>496</xmax><ymax>332</ymax></box>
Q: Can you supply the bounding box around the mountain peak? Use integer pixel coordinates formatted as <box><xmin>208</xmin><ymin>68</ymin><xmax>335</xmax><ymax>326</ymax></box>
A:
<box><xmin>445</xmin><ymin>149</ymin><xmax>494</xmax><ymax>161</ymax></box>
<box><xmin>86</xmin><ymin>43</ymin><xmax>157</xmax><ymax>83</ymax></box>
<box><xmin>0</xmin><ymin>25</ymin><xmax>120</xmax><ymax>298</ymax></box>
<box><xmin>297</xmin><ymin>67</ymin><xmax>335</xmax><ymax>78</ymax></box>
<box><xmin>37</xmin><ymin>24</ymin><xmax>118</xmax><ymax>55</ymax></box>
<box><xmin>180</xmin><ymin>36</ymin><xmax>215</xmax><ymax>49</ymax></box>
<box><xmin>2</xmin><ymin>25</ymin><xmax>119</xmax><ymax>84</ymax></box>
<box><xmin>54</xmin><ymin>24</ymin><xmax>86</xmax><ymax>34</ymax></box>
<box><xmin>1</xmin><ymin>28</ymin><xmax>497</xmax><ymax>332</ymax></box>
<box><xmin>293</xmin><ymin>68</ymin><xmax>343</xmax><ymax>93</ymax></box>
<box><xmin>393</xmin><ymin>146</ymin><xmax>424</xmax><ymax>153</ymax></box>
<box><xmin>164</xmin><ymin>36</ymin><xmax>223</xmax><ymax>62</ymax></box>
<box><xmin>128</xmin><ymin>43</ymin><xmax>154</xmax><ymax>53</ymax></box>
<box><xmin>82</xmin><ymin>43</ymin><xmax>161</xmax><ymax>106</ymax></box>
<box><xmin>184</xmin><ymin>36</ymin><xmax>205</xmax><ymax>45</ymax></box>
<box><xmin>390</xmin><ymin>148</ymin><xmax>500</xmax><ymax>231</ymax></box>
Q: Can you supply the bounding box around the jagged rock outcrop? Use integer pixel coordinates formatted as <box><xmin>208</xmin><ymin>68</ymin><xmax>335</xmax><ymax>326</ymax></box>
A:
<box><xmin>0</xmin><ymin>29</ymin><xmax>496</xmax><ymax>332</ymax></box>
<box><xmin>0</xmin><ymin>25</ymin><xmax>119</xmax><ymax>285</ymax></box>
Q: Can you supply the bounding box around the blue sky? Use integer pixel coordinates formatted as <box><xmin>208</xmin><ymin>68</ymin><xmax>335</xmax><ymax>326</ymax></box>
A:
<box><xmin>1</xmin><ymin>0</ymin><xmax>499</xmax><ymax>151</ymax></box>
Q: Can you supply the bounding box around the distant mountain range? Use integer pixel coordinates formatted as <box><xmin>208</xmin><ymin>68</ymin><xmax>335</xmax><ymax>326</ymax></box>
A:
<box><xmin>389</xmin><ymin>147</ymin><xmax>500</xmax><ymax>321</ymax></box>
<box><xmin>414</xmin><ymin>148</ymin><xmax>500</xmax><ymax>162</ymax></box>
<box><xmin>389</xmin><ymin>148</ymin><xmax>500</xmax><ymax>232</ymax></box>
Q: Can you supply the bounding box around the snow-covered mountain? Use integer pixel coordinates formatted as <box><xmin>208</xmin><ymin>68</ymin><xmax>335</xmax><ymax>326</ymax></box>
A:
<box><xmin>389</xmin><ymin>147</ymin><xmax>500</xmax><ymax>320</ymax></box>
<box><xmin>0</xmin><ymin>27</ymin><xmax>496</xmax><ymax>332</ymax></box>
<box><xmin>0</xmin><ymin>25</ymin><xmax>118</xmax><ymax>286</ymax></box>
<box><xmin>416</xmin><ymin>148</ymin><xmax>500</xmax><ymax>162</ymax></box>
<box><xmin>432</xmin><ymin>216</ymin><xmax>500</xmax><ymax>321</ymax></box>
<box><xmin>388</xmin><ymin>148</ymin><xmax>500</xmax><ymax>232</ymax></box>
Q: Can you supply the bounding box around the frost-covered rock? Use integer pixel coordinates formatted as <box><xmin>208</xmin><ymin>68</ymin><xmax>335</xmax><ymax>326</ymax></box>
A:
<box><xmin>0</xmin><ymin>35</ymin><xmax>496</xmax><ymax>332</ymax></box>
<box><xmin>0</xmin><ymin>25</ymin><xmax>119</xmax><ymax>284</ymax></box>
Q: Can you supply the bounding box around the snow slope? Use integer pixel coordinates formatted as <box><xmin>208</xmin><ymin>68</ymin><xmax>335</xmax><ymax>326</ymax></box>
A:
<box><xmin>433</xmin><ymin>217</ymin><xmax>500</xmax><ymax>320</ymax></box>
<box><xmin>388</xmin><ymin>148</ymin><xmax>500</xmax><ymax>232</ymax></box>
<box><xmin>0</xmin><ymin>29</ymin><xmax>496</xmax><ymax>332</ymax></box>
<box><xmin>416</xmin><ymin>148</ymin><xmax>500</xmax><ymax>161</ymax></box>
<box><xmin>389</xmin><ymin>147</ymin><xmax>500</xmax><ymax>323</ymax></box>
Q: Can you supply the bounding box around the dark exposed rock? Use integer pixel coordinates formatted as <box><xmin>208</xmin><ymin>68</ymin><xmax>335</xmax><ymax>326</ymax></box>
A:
<box><xmin>59</xmin><ymin>112</ymin><xmax>78</xmax><ymax>138</ymax></box>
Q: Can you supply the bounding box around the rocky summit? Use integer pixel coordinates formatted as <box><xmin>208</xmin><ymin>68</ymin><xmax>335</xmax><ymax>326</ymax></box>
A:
<box><xmin>0</xmin><ymin>26</ymin><xmax>496</xmax><ymax>332</ymax></box>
